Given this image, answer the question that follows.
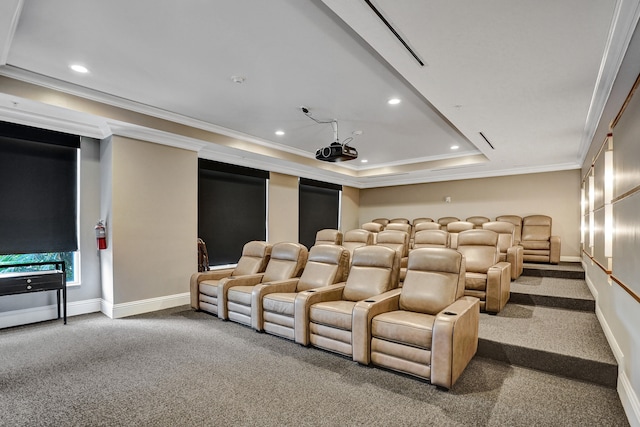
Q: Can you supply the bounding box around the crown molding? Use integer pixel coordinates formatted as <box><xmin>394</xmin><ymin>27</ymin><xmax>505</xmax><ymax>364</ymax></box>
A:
<box><xmin>577</xmin><ymin>0</ymin><xmax>640</xmax><ymax>164</ymax></box>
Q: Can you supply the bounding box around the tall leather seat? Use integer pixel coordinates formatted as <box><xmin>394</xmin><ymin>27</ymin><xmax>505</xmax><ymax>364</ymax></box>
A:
<box><xmin>361</xmin><ymin>222</ymin><xmax>384</xmax><ymax>243</ymax></box>
<box><xmin>220</xmin><ymin>242</ymin><xmax>308</xmax><ymax>325</ymax></box>
<box><xmin>294</xmin><ymin>245</ymin><xmax>399</xmax><ymax>358</ymax></box>
<box><xmin>376</xmin><ymin>230</ymin><xmax>409</xmax><ymax>284</ymax></box>
<box><xmin>253</xmin><ymin>244</ymin><xmax>350</xmax><ymax>339</ymax></box>
<box><xmin>520</xmin><ymin>215</ymin><xmax>561</xmax><ymax>264</ymax></box>
<box><xmin>496</xmin><ymin>215</ymin><xmax>523</xmax><ymax>244</ymax></box>
<box><xmin>413</xmin><ymin>230</ymin><xmax>450</xmax><ymax>248</ymax></box>
<box><xmin>189</xmin><ymin>241</ymin><xmax>271</xmax><ymax>315</ymax></box>
<box><xmin>483</xmin><ymin>221</ymin><xmax>523</xmax><ymax>279</ymax></box>
<box><xmin>457</xmin><ymin>229</ymin><xmax>511</xmax><ymax>313</ymax></box>
<box><xmin>361</xmin><ymin>248</ymin><xmax>480</xmax><ymax>389</ymax></box>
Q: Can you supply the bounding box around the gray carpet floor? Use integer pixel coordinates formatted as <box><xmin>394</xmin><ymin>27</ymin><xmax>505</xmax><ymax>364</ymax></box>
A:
<box><xmin>0</xmin><ymin>306</ymin><xmax>630</xmax><ymax>427</ymax></box>
<box><xmin>510</xmin><ymin>276</ymin><xmax>594</xmax><ymax>301</ymax></box>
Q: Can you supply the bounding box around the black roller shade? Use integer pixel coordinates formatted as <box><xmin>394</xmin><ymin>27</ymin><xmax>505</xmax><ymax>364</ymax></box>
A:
<box><xmin>299</xmin><ymin>178</ymin><xmax>341</xmax><ymax>249</ymax></box>
<box><xmin>198</xmin><ymin>159</ymin><xmax>267</xmax><ymax>265</ymax></box>
<box><xmin>0</xmin><ymin>121</ymin><xmax>80</xmax><ymax>255</ymax></box>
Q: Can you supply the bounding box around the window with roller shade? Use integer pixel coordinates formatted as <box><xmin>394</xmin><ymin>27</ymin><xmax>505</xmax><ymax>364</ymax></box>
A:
<box><xmin>299</xmin><ymin>178</ymin><xmax>341</xmax><ymax>250</ymax></box>
<box><xmin>0</xmin><ymin>121</ymin><xmax>79</xmax><ymax>281</ymax></box>
<box><xmin>198</xmin><ymin>159</ymin><xmax>268</xmax><ymax>265</ymax></box>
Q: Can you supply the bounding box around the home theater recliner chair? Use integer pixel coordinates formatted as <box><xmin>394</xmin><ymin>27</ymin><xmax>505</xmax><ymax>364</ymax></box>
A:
<box><xmin>357</xmin><ymin>247</ymin><xmax>480</xmax><ymax>390</ymax></box>
<box><xmin>520</xmin><ymin>215</ymin><xmax>561</xmax><ymax>264</ymax></box>
<box><xmin>190</xmin><ymin>240</ymin><xmax>272</xmax><ymax>315</ymax></box>
<box><xmin>220</xmin><ymin>242</ymin><xmax>308</xmax><ymax>325</ymax></box>
<box><xmin>252</xmin><ymin>244</ymin><xmax>350</xmax><ymax>339</ymax></box>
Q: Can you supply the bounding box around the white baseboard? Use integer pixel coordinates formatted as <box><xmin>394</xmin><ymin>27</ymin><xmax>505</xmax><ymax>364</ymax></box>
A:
<box><xmin>102</xmin><ymin>292</ymin><xmax>190</xmax><ymax>319</ymax></box>
<box><xmin>0</xmin><ymin>298</ymin><xmax>101</xmax><ymax>329</ymax></box>
<box><xmin>619</xmin><ymin>370</ymin><xmax>640</xmax><ymax>427</ymax></box>
<box><xmin>560</xmin><ymin>255</ymin><xmax>582</xmax><ymax>262</ymax></box>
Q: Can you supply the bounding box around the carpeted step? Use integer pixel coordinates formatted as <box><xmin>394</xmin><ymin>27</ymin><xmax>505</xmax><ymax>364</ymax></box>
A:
<box><xmin>509</xmin><ymin>275</ymin><xmax>595</xmax><ymax>312</ymax></box>
<box><xmin>521</xmin><ymin>262</ymin><xmax>585</xmax><ymax>280</ymax></box>
<box><xmin>477</xmin><ymin>304</ymin><xmax>617</xmax><ymax>388</ymax></box>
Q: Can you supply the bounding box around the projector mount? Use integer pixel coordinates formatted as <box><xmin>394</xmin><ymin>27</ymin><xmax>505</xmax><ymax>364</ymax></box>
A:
<box><xmin>301</xmin><ymin>107</ymin><xmax>360</xmax><ymax>162</ymax></box>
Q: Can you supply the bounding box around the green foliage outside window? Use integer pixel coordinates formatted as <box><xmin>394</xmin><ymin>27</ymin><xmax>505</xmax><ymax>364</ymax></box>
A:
<box><xmin>0</xmin><ymin>252</ymin><xmax>75</xmax><ymax>282</ymax></box>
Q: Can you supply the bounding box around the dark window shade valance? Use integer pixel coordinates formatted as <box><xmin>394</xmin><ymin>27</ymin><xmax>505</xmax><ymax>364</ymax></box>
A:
<box><xmin>299</xmin><ymin>180</ymin><xmax>340</xmax><ymax>249</ymax></box>
<box><xmin>198</xmin><ymin>159</ymin><xmax>267</xmax><ymax>265</ymax></box>
<box><xmin>0</xmin><ymin>121</ymin><xmax>80</xmax><ymax>255</ymax></box>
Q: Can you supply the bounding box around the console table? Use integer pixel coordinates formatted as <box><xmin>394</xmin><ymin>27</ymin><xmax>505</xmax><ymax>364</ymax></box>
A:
<box><xmin>0</xmin><ymin>261</ymin><xmax>67</xmax><ymax>325</ymax></box>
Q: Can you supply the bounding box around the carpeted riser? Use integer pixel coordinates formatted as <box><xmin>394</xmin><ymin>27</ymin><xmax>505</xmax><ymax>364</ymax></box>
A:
<box><xmin>509</xmin><ymin>292</ymin><xmax>595</xmax><ymax>312</ymax></box>
<box><xmin>522</xmin><ymin>268</ymin><xmax>585</xmax><ymax>280</ymax></box>
<box><xmin>477</xmin><ymin>338</ymin><xmax>617</xmax><ymax>388</ymax></box>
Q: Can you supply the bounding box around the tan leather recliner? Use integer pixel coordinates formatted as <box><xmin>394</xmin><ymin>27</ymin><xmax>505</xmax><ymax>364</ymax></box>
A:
<box><xmin>446</xmin><ymin>221</ymin><xmax>475</xmax><ymax>249</ymax></box>
<box><xmin>343</xmin><ymin>229</ymin><xmax>373</xmax><ymax>260</ymax></box>
<box><xmin>437</xmin><ymin>216</ymin><xmax>460</xmax><ymax>230</ymax></box>
<box><xmin>413</xmin><ymin>230</ymin><xmax>450</xmax><ymax>248</ymax></box>
<box><xmin>496</xmin><ymin>215</ymin><xmax>523</xmax><ymax>244</ymax></box>
<box><xmin>294</xmin><ymin>245</ymin><xmax>399</xmax><ymax>357</ymax></box>
<box><xmin>466</xmin><ymin>216</ymin><xmax>490</xmax><ymax>229</ymax></box>
<box><xmin>520</xmin><ymin>215</ymin><xmax>560</xmax><ymax>264</ymax></box>
<box><xmin>412</xmin><ymin>217</ymin><xmax>434</xmax><ymax>226</ymax></box>
<box><xmin>361</xmin><ymin>222</ymin><xmax>384</xmax><ymax>243</ymax></box>
<box><xmin>357</xmin><ymin>247</ymin><xmax>479</xmax><ymax>389</ymax></box>
<box><xmin>457</xmin><ymin>229</ymin><xmax>511</xmax><ymax>314</ymax></box>
<box><xmin>483</xmin><ymin>221</ymin><xmax>523</xmax><ymax>279</ymax></box>
<box><xmin>371</xmin><ymin>218</ymin><xmax>389</xmax><ymax>227</ymax></box>
<box><xmin>190</xmin><ymin>241</ymin><xmax>272</xmax><ymax>315</ymax></box>
<box><xmin>315</xmin><ymin>229</ymin><xmax>343</xmax><ymax>246</ymax></box>
<box><xmin>220</xmin><ymin>242</ymin><xmax>308</xmax><ymax>325</ymax></box>
<box><xmin>252</xmin><ymin>244</ymin><xmax>350</xmax><ymax>339</ymax></box>
<box><xmin>376</xmin><ymin>230</ymin><xmax>409</xmax><ymax>284</ymax></box>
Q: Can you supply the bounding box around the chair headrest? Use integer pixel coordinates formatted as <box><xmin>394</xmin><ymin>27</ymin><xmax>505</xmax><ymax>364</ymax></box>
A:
<box><xmin>483</xmin><ymin>221</ymin><xmax>515</xmax><ymax>234</ymax></box>
<box><xmin>271</xmin><ymin>242</ymin><xmax>307</xmax><ymax>261</ymax></box>
<box><xmin>407</xmin><ymin>248</ymin><xmax>462</xmax><ymax>273</ymax></box>
<box><xmin>315</xmin><ymin>229</ymin><xmax>343</xmax><ymax>245</ymax></box>
<box><xmin>243</xmin><ymin>241</ymin><xmax>272</xmax><ymax>258</ymax></box>
<box><xmin>376</xmin><ymin>230</ymin><xmax>408</xmax><ymax>245</ymax></box>
<box><xmin>308</xmin><ymin>244</ymin><xmax>348</xmax><ymax>264</ymax></box>
<box><xmin>362</xmin><ymin>222</ymin><xmax>384</xmax><ymax>233</ymax></box>
<box><xmin>457</xmin><ymin>229</ymin><xmax>498</xmax><ymax>247</ymax></box>
<box><xmin>351</xmin><ymin>245</ymin><xmax>396</xmax><ymax>268</ymax></box>
<box><xmin>523</xmin><ymin>215</ymin><xmax>551</xmax><ymax>227</ymax></box>
<box><xmin>414</xmin><ymin>222</ymin><xmax>441</xmax><ymax>232</ymax></box>
<box><xmin>344</xmin><ymin>229</ymin><xmax>373</xmax><ymax>244</ymax></box>
<box><xmin>447</xmin><ymin>221</ymin><xmax>475</xmax><ymax>233</ymax></box>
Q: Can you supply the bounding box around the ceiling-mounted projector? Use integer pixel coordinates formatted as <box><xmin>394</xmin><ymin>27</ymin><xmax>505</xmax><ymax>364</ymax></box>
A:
<box><xmin>301</xmin><ymin>106</ymin><xmax>360</xmax><ymax>163</ymax></box>
<box><xmin>315</xmin><ymin>141</ymin><xmax>358</xmax><ymax>162</ymax></box>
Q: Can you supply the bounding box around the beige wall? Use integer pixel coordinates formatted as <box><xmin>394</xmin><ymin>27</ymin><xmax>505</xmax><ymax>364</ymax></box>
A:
<box><xmin>360</xmin><ymin>170</ymin><xmax>581</xmax><ymax>258</ymax></box>
<box><xmin>340</xmin><ymin>186</ymin><xmax>360</xmax><ymax>232</ymax></box>
<box><xmin>103</xmin><ymin>136</ymin><xmax>197</xmax><ymax>307</ymax></box>
<box><xmin>268</xmin><ymin>172</ymin><xmax>299</xmax><ymax>243</ymax></box>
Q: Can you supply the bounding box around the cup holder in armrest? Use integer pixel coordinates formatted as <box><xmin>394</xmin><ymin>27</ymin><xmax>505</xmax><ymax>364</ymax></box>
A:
<box><xmin>443</xmin><ymin>311</ymin><xmax>457</xmax><ymax>316</ymax></box>
<box><xmin>364</xmin><ymin>299</ymin><xmax>376</xmax><ymax>303</ymax></box>
<box><xmin>307</xmin><ymin>290</ymin><xmax>317</xmax><ymax>293</ymax></box>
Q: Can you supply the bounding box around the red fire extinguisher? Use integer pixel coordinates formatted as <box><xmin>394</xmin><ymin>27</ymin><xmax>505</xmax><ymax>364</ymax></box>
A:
<box><xmin>95</xmin><ymin>220</ymin><xmax>107</xmax><ymax>250</ymax></box>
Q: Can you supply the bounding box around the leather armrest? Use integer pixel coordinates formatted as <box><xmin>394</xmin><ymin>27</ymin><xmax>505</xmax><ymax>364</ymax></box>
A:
<box><xmin>294</xmin><ymin>283</ymin><xmax>346</xmax><ymax>345</ymax></box>
<box><xmin>485</xmin><ymin>262</ymin><xmax>511</xmax><ymax>314</ymax></box>
<box><xmin>352</xmin><ymin>289</ymin><xmax>401</xmax><ymax>365</ymax></box>
<box><xmin>506</xmin><ymin>245</ymin><xmax>523</xmax><ymax>280</ymax></box>
<box><xmin>217</xmin><ymin>273</ymin><xmax>264</xmax><ymax>320</ymax></box>
<box><xmin>251</xmin><ymin>279</ymin><xmax>300</xmax><ymax>331</ymax></box>
<box><xmin>189</xmin><ymin>268</ymin><xmax>235</xmax><ymax>309</ymax></box>
<box><xmin>431</xmin><ymin>296</ymin><xmax>480</xmax><ymax>389</ymax></box>
<box><xmin>549</xmin><ymin>236</ymin><xmax>561</xmax><ymax>264</ymax></box>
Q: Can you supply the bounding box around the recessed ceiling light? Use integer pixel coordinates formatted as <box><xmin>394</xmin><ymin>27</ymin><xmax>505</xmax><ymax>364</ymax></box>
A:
<box><xmin>361</xmin><ymin>159</ymin><xmax>368</xmax><ymax>163</ymax></box>
<box><xmin>275</xmin><ymin>130</ymin><xmax>285</xmax><ymax>136</ymax></box>
<box><xmin>70</xmin><ymin>64</ymin><xmax>88</xmax><ymax>73</ymax></box>
<box><xmin>387</xmin><ymin>98</ymin><xmax>401</xmax><ymax>105</ymax></box>
<box><xmin>450</xmin><ymin>145</ymin><xmax>459</xmax><ymax>150</ymax></box>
